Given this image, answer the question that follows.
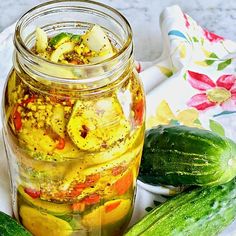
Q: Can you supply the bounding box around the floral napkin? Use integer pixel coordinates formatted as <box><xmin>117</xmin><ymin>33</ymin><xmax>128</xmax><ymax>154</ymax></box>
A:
<box><xmin>141</xmin><ymin>5</ymin><xmax>236</xmax><ymax>144</ymax></box>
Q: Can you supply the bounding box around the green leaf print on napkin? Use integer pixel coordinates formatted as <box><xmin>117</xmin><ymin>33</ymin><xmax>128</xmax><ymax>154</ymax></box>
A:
<box><xmin>205</xmin><ymin>52</ymin><xmax>219</xmax><ymax>65</ymax></box>
<box><xmin>209</xmin><ymin>119</ymin><xmax>225</xmax><ymax>136</ymax></box>
<box><xmin>217</xmin><ymin>59</ymin><xmax>232</xmax><ymax>71</ymax></box>
<box><xmin>157</xmin><ymin>66</ymin><xmax>173</xmax><ymax>77</ymax></box>
<box><xmin>192</xmin><ymin>36</ymin><xmax>199</xmax><ymax>42</ymax></box>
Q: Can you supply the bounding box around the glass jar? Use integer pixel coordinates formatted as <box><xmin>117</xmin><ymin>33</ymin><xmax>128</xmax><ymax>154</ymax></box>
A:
<box><xmin>2</xmin><ymin>0</ymin><xmax>145</xmax><ymax>235</ymax></box>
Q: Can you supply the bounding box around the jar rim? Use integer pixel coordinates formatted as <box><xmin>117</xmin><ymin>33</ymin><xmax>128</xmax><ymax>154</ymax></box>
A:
<box><xmin>14</xmin><ymin>0</ymin><xmax>133</xmax><ymax>77</ymax></box>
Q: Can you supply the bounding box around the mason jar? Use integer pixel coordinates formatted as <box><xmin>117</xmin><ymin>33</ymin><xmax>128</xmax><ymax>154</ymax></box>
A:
<box><xmin>2</xmin><ymin>0</ymin><xmax>145</xmax><ymax>235</ymax></box>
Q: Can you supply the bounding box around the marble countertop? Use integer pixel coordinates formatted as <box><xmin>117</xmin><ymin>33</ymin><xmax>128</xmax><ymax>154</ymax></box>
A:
<box><xmin>1</xmin><ymin>0</ymin><xmax>236</xmax><ymax>61</ymax></box>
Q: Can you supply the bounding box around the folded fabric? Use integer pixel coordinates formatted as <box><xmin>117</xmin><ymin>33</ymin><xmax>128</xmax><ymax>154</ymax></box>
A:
<box><xmin>143</xmin><ymin>5</ymin><xmax>236</xmax><ymax>144</ymax></box>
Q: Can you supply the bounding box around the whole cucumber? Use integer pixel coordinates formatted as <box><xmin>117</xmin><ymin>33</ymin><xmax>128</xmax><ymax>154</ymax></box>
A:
<box><xmin>139</xmin><ymin>125</ymin><xmax>236</xmax><ymax>186</ymax></box>
<box><xmin>0</xmin><ymin>211</ymin><xmax>32</xmax><ymax>235</ymax></box>
<box><xmin>125</xmin><ymin>178</ymin><xmax>236</xmax><ymax>236</ymax></box>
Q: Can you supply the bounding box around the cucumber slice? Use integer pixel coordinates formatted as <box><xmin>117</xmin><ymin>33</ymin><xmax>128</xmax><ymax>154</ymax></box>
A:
<box><xmin>20</xmin><ymin>205</ymin><xmax>73</xmax><ymax>236</ymax></box>
<box><xmin>49</xmin><ymin>32</ymin><xmax>72</xmax><ymax>48</ymax></box>
<box><xmin>35</xmin><ymin>27</ymin><xmax>48</xmax><ymax>53</ymax></box>
<box><xmin>50</xmin><ymin>42</ymin><xmax>75</xmax><ymax>63</ymax></box>
<box><xmin>18</xmin><ymin>186</ymin><xmax>71</xmax><ymax>216</ymax></box>
<box><xmin>67</xmin><ymin>97</ymin><xmax>130</xmax><ymax>151</ymax></box>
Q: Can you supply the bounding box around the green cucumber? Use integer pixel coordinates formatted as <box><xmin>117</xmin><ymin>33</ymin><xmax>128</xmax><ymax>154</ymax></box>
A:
<box><xmin>139</xmin><ymin>125</ymin><xmax>236</xmax><ymax>186</ymax></box>
<box><xmin>125</xmin><ymin>178</ymin><xmax>236</xmax><ymax>236</ymax></box>
<box><xmin>0</xmin><ymin>211</ymin><xmax>32</xmax><ymax>235</ymax></box>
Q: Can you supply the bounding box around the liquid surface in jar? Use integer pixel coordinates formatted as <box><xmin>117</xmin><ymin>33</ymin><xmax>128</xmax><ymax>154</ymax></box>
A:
<box><xmin>5</xmin><ymin>24</ymin><xmax>145</xmax><ymax>236</ymax></box>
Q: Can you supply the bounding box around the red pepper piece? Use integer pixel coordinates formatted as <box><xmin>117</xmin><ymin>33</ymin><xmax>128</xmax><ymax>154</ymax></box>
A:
<box><xmin>61</xmin><ymin>95</ymin><xmax>72</xmax><ymax>107</ymax></box>
<box><xmin>80</xmin><ymin>125</ymin><xmax>89</xmax><ymax>139</ymax></box>
<box><xmin>74</xmin><ymin>182</ymin><xmax>88</xmax><ymax>190</ymax></box>
<box><xmin>69</xmin><ymin>187</ymin><xmax>84</xmax><ymax>197</ymax></box>
<box><xmin>134</xmin><ymin>99</ymin><xmax>144</xmax><ymax>126</ymax></box>
<box><xmin>85</xmin><ymin>173</ymin><xmax>100</xmax><ymax>186</ymax></box>
<box><xmin>83</xmin><ymin>194</ymin><xmax>100</xmax><ymax>205</ymax></box>
<box><xmin>21</xmin><ymin>96</ymin><xmax>36</xmax><ymax>106</ymax></box>
<box><xmin>13</xmin><ymin>108</ymin><xmax>22</xmax><ymax>131</ymax></box>
<box><xmin>49</xmin><ymin>90</ymin><xmax>72</xmax><ymax>106</ymax></box>
<box><xmin>70</xmin><ymin>60</ymin><xmax>78</xmax><ymax>65</ymax></box>
<box><xmin>105</xmin><ymin>201</ymin><xmax>121</xmax><ymax>213</ymax></box>
<box><xmin>69</xmin><ymin>174</ymin><xmax>100</xmax><ymax>198</ymax></box>
<box><xmin>24</xmin><ymin>188</ymin><xmax>40</xmax><ymax>199</ymax></box>
<box><xmin>56</xmin><ymin>137</ymin><xmax>65</xmax><ymax>150</ymax></box>
<box><xmin>71</xmin><ymin>202</ymin><xmax>85</xmax><ymax>212</ymax></box>
<box><xmin>113</xmin><ymin>171</ymin><xmax>133</xmax><ymax>195</ymax></box>
<box><xmin>70</xmin><ymin>182</ymin><xmax>87</xmax><ymax>197</ymax></box>
<box><xmin>112</xmin><ymin>166</ymin><xmax>126</xmax><ymax>176</ymax></box>
<box><xmin>72</xmin><ymin>194</ymin><xmax>100</xmax><ymax>211</ymax></box>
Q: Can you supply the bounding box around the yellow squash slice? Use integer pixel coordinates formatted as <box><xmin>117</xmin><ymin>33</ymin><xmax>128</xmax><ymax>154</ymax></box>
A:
<box><xmin>82</xmin><ymin>199</ymin><xmax>131</xmax><ymax>227</ymax></box>
<box><xmin>67</xmin><ymin>97</ymin><xmax>130</xmax><ymax>151</ymax></box>
<box><xmin>20</xmin><ymin>205</ymin><xmax>73</xmax><ymax>236</ymax></box>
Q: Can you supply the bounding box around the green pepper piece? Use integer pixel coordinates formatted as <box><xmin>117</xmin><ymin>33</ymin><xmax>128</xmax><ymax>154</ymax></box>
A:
<box><xmin>49</xmin><ymin>32</ymin><xmax>73</xmax><ymax>48</ymax></box>
<box><xmin>70</xmin><ymin>35</ymin><xmax>81</xmax><ymax>43</ymax></box>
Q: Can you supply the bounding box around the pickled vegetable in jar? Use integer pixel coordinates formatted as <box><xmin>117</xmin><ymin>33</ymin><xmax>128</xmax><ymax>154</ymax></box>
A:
<box><xmin>2</xmin><ymin>1</ymin><xmax>145</xmax><ymax>236</ymax></box>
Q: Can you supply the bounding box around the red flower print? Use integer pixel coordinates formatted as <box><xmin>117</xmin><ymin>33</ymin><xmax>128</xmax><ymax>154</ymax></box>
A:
<box><xmin>187</xmin><ymin>71</ymin><xmax>236</xmax><ymax>111</ymax></box>
<box><xmin>203</xmin><ymin>29</ymin><xmax>224</xmax><ymax>43</ymax></box>
<box><xmin>183</xmin><ymin>13</ymin><xmax>190</xmax><ymax>28</ymax></box>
